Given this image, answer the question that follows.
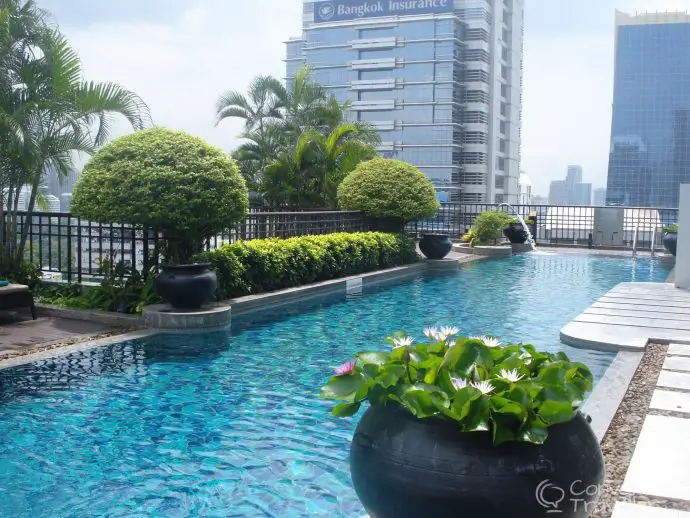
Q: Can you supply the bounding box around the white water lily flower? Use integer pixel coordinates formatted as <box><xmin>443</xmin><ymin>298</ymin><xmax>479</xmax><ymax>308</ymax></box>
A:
<box><xmin>440</xmin><ymin>326</ymin><xmax>461</xmax><ymax>339</ymax></box>
<box><xmin>450</xmin><ymin>376</ymin><xmax>468</xmax><ymax>391</ymax></box>
<box><xmin>471</xmin><ymin>380</ymin><xmax>495</xmax><ymax>395</ymax></box>
<box><xmin>470</xmin><ymin>336</ymin><xmax>502</xmax><ymax>348</ymax></box>
<box><xmin>423</xmin><ymin>327</ymin><xmax>439</xmax><ymax>340</ymax></box>
<box><xmin>499</xmin><ymin>369</ymin><xmax>523</xmax><ymax>383</ymax></box>
<box><xmin>393</xmin><ymin>336</ymin><xmax>414</xmax><ymax>349</ymax></box>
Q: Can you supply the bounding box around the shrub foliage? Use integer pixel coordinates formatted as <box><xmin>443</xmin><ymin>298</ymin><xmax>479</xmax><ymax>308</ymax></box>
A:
<box><xmin>471</xmin><ymin>211</ymin><xmax>513</xmax><ymax>246</ymax></box>
<box><xmin>197</xmin><ymin>232</ymin><xmax>418</xmax><ymax>300</ymax></box>
<box><xmin>71</xmin><ymin>127</ymin><xmax>249</xmax><ymax>262</ymax></box>
<box><xmin>337</xmin><ymin>158</ymin><xmax>439</xmax><ymax>222</ymax></box>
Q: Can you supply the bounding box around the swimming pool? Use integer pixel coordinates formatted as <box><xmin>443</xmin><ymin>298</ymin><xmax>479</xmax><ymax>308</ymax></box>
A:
<box><xmin>0</xmin><ymin>253</ymin><xmax>670</xmax><ymax>517</ymax></box>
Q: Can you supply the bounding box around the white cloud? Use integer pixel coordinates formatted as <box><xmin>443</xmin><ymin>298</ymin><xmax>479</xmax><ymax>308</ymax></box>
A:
<box><xmin>60</xmin><ymin>0</ymin><xmax>304</xmax><ymax>159</ymax></box>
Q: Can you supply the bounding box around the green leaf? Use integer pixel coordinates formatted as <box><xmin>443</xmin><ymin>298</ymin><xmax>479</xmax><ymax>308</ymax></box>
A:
<box><xmin>464</xmin><ymin>395</ymin><xmax>490</xmax><ymax>432</ymax></box>
<box><xmin>358</xmin><ymin>352</ymin><xmax>389</xmax><ymax>366</ymax></box>
<box><xmin>401</xmin><ymin>387</ymin><xmax>438</xmax><ymax>418</ymax></box>
<box><xmin>491</xmin><ymin>413</ymin><xmax>521</xmax><ymax>445</ymax></box>
<box><xmin>320</xmin><ymin>374</ymin><xmax>366</xmax><ymax>401</ymax></box>
<box><xmin>521</xmin><ymin>418</ymin><xmax>549</xmax><ymax>444</ymax></box>
<box><xmin>538</xmin><ymin>365</ymin><xmax>567</xmax><ymax>386</ymax></box>
<box><xmin>377</xmin><ymin>364</ymin><xmax>406</xmax><ymax>388</ymax></box>
<box><xmin>538</xmin><ymin>400</ymin><xmax>576</xmax><ymax>425</ymax></box>
<box><xmin>331</xmin><ymin>401</ymin><xmax>362</xmax><ymax>417</ymax></box>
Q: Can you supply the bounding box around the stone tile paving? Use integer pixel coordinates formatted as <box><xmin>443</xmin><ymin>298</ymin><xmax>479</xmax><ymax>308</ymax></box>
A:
<box><xmin>0</xmin><ymin>312</ymin><xmax>117</xmax><ymax>359</ymax></box>
<box><xmin>613</xmin><ymin>343</ymin><xmax>690</xmax><ymax>516</ymax></box>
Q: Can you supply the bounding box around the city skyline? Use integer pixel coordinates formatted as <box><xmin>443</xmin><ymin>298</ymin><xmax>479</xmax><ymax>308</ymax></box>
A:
<box><xmin>38</xmin><ymin>0</ymin><xmax>690</xmax><ymax>202</ymax></box>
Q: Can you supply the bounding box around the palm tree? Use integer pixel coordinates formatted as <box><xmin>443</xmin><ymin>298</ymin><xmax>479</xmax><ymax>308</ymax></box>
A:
<box><xmin>215</xmin><ymin>75</ymin><xmax>285</xmax><ymax>133</ymax></box>
<box><xmin>231</xmin><ymin>124</ymin><xmax>286</xmax><ymax>191</ymax></box>
<box><xmin>261</xmin><ymin>122</ymin><xmax>379</xmax><ymax>208</ymax></box>
<box><xmin>0</xmin><ymin>1</ymin><xmax>151</xmax><ymax>268</ymax></box>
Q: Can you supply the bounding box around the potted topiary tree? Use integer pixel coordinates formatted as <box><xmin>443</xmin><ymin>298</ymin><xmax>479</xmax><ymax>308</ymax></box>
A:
<box><xmin>337</xmin><ymin>158</ymin><xmax>447</xmax><ymax>259</ymax></box>
<box><xmin>321</xmin><ymin>328</ymin><xmax>604</xmax><ymax>518</ymax></box>
<box><xmin>663</xmin><ymin>224</ymin><xmax>677</xmax><ymax>256</ymax></box>
<box><xmin>71</xmin><ymin>127</ymin><xmax>249</xmax><ymax>309</ymax></box>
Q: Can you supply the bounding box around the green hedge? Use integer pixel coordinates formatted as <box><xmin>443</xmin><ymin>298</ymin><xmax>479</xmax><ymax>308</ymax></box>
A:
<box><xmin>197</xmin><ymin>232</ymin><xmax>418</xmax><ymax>300</ymax></box>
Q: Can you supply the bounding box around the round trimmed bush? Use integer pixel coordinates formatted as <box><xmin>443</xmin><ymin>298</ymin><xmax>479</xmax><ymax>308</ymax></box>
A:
<box><xmin>71</xmin><ymin>127</ymin><xmax>249</xmax><ymax>262</ymax></box>
<box><xmin>337</xmin><ymin>158</ymin><xmax>439</xmax><ymax>225</ymax></box>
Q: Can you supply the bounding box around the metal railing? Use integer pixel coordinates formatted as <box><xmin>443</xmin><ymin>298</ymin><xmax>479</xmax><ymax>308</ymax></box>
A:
<box><xmin>4</xmin><ymin>203</ymin><xmax>679</xmax><ymax>282</ymax></box>
<box><xmin>5</xmin><ymin>210</ymin><xmax>366</xmax><ymax>282</ymax></box>
<box><xmin>410</xmin><ymin>203</ymin><xmax>679</xmax><ymax>250</ymax></box>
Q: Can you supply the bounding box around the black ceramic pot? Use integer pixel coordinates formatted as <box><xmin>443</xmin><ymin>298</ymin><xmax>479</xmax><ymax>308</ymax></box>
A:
<box><xmin>370</xmin><ymin>217</ymin><xmax>406</xmax><ymax>234</ymax></box>
<box><xmin>663</xmin><ymin>232</ymin><xmax>677</xmax><ymax>257</ymax></box>
<box><xmin>419</xmin><ymin>234</ymin><xmax>453</xmax><ymax>260</ymax></box>
<box><xmin>350</xmin><ymin>405</ymin><xmax>604</xmax><ymax>518</ymax></box>
<box><xmin>155</xmin><ymin>263</ymin><xmax>217</xmax><ymax>310</ymax></box>
<box><xmin>503</xmin><ymin>222</ymin><xmax>528</xmax><ymax>244</ymax></box>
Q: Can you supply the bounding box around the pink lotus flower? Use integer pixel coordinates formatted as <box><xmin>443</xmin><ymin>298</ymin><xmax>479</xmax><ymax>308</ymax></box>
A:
<box><xmin>335</xmin><ymin>360</ymin><xmax>356</xmax><ymax>376</ymax></box>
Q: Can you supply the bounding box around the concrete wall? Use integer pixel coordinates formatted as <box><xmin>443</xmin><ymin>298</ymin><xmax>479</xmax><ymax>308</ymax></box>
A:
<box><xmin>676</xmin><ymin>184</ymin><xmax>690</xmax><ymax>289</ymax></box>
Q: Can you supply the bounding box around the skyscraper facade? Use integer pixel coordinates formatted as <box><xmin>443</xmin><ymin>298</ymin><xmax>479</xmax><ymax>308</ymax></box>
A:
<box><xmin>606</xmin><ymin>10</ymin><xmax>690</xmax><ymax>208</ymax></box>
<box><xmin>286</xmin><ymin>0</ymin><xmax>524</xmax><ymax>204</ymax></box>
<box><xmin>593</xmin><ymin>187</ymin><xmax>607</xmax><ymax>206</ymax></box>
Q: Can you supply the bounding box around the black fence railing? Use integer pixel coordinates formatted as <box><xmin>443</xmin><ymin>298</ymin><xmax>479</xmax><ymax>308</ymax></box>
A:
<box><xmin>4</xmin><ymin>204</ymin><xmax>679</xmax><ymax>282</ymax></box>
<box><xmin>410</xmin><ymin>203</ymin><xmax>679</xmax><ymax>249</ymax></box>
<box><xmin>5</xmin><ymin>210</ymin><xmax>366</xmax><ymax>283</ymax></box>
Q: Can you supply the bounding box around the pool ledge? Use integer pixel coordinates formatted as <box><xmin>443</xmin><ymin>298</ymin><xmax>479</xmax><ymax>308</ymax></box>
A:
<box><xmin>561</xmin><ymin>282</ymin><xmax>690</xmax><ymax>352</ymax></box>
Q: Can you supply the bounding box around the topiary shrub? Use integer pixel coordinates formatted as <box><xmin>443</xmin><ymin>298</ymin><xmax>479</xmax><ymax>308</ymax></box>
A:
<box><xmin>337</xmin><ymin>158</ymin><xmax>439</xmax><ymax>231</ymax></box>
<box><xmin>196</xmin><ymin>232</ymin><xmax>418</xmax><ymax>300</ymax></box>
<box><xmin>471</xmin><ymin>211</ymin><xmax>513</xmax><ymax>246</ymax></box>
<box><xmin>71</xmin><ymin>127</ymin><xmax>249</xmax><ymax>263</ymax></box>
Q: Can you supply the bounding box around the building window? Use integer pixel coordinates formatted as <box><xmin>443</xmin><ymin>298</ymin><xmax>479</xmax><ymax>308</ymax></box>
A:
<box><xmin>499</xmin><ymin>139</ymin><xmax>507</xmax><ymax>153</ymax></box>
<box><xmin>495</xmin><ymin>175</ymin><xmax>505</xmax><ymax>189</ymax></box>
<box><xmin>495</xmin><ymin>194</ymin><xmax>505</xmax><ymax>203</ymax></box>
<box><xmin>497</xmin><ymin>157</ymin><xmax>506</xmax><ymax>171</ymax></box>
<box><xmin>500</xmin><ymin>120</ymin><xmax>508</xmax><ymax>135</ymax></box>
<box><xmin>500</xmin><ymin>103</ymin><xmax>508</xmax><ymax>117</ymax></box>
<box><xmin>500</xmin><ymin>84</ymin><xmax>508</xmax><ymax>99</ymax></box>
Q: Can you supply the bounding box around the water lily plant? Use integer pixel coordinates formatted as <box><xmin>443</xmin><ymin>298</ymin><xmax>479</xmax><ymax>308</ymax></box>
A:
<box><xmin>321</xmin><ymin>327</ymin><xmax>593</xmax><ymax>445</ymax></box>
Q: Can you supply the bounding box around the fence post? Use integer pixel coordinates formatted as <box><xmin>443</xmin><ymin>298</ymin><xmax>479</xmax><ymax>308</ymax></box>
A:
<box><xmin>66</xmin><ymin>217</ymin><xmax>72</xmax><ymax>283</ymax></box>
<box><xmin>142</xmin><ymin>227</ymin><xmax>150</xmax><ymax>280</ymax></box>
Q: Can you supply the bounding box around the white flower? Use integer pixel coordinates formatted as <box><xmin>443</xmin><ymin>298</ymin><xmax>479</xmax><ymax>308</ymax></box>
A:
<box><xmin>439</xmin><ymin>326</ymin><xmax>461</xmax><ymax>339</ymax></box>
<box><xmin>470</xmin><ymin>336</ymin><xmax>502</xmax><ymax>348</ymax></box>
<box><xmin>499</xmin><ymin>369</ymin><xmax>523</xmax><ymax>383</ymax></box>
<box><xmin>423</xmin><ymin>327</ymin><xmax>439</xmax><ymax>340</ymax></box>
<box><xmin>450</xmin><ymin>376</ymin><xmax>468</xmax><ymax>391</ymax></box>
<box><xmin>393</xmin><ymin>336</ymin><xmax>414</xmax><ymax>349</ymax></box>
<box><xmin>471</xmin><ymin>381</ymin><xmax>495</xmax><ymax>395</ymax></box>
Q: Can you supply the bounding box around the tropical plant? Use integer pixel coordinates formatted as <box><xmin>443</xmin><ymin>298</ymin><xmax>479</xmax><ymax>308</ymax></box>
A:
<box><xmin>471</xmin><ymin>211</ymin><xmax>513</xmax><ymax>246</ymax></box>
<box><xmin>70</xmin><ymin>127</ymin><xmax>249</xmax><ymax>264</ymax></box>
<box><xmin>337</xmin><ymin>158</ymin><xmax>440</xmax><ymax>225</ymax></box>
<box><xmin>320</xmin><ymin>328</ymin><xmax>593</xmax><ymax>445</ymax></box>
<box><xmin>663</xmin><ymin>224</ymin><xmax>678</xmax><ymax>234</ymax></box>
<box><xmin>216</xmin><ymin>75</ymin><xmax>285</xmax><ymax>133</ymax></box>
<box><xmin>0</xmin><ymin>0</ymin><xmax>151</xmax><ymax>272</ymax></box>
<box><xmin>262</xmin><ymin>123</ymin><xmax>378</xmax><ymax>208</ymax></box>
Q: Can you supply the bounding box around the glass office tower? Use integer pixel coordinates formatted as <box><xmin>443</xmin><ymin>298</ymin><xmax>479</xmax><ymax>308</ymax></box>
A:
<box><xmin>286</xmin><ymin>0</ymin><xmax>524</xmax><ymax>203</ymax></box>
<box><xmin>606</xmin><ymin>11</ymin><xmax>690</xmax><ymax>208</ymax></box>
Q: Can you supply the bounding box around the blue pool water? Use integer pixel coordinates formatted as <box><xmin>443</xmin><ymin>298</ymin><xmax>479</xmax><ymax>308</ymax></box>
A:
<box><xmin>0</xmin><ymin>254</ymin><xmax>670</xmax><ymax>517</ymax></box>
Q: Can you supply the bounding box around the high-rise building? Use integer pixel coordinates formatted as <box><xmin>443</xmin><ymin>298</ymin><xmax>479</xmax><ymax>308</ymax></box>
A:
<box><xmin>572</xmin><ymin>182</ymin><xmax>592</xmax><ymax>206</ymax></box>
<box><xmin>286</xmin><ymin>0</ymin><xmax>525</xmax><ymax>204</ymax></box>
<box><xmin>593</xmin><ymin>187</ymin><xmax>607</xmax><ymax>206</ymax></box>
<box><xmin>549</xmin><ymin>180</ymin><xmax>567</xmax><ymax>205</ymax></box>
<box><xmin>518</xmin><ymin>171</ymin><xmax>531</xmax><ymax>204</ymax></box>
<box><xmin>606</xmin><ymin>10</ymin><xmax>690</xmax><ymax>208</ymax></box>
<box><xmin>44</xmin><ymin>165</ymin><xmax>80</xmax><ymax>198</ymax></box>
<box><xmin>531</xmin><ymin>194</ymin><xmax>548</xmax><ymax>205</ymax></box>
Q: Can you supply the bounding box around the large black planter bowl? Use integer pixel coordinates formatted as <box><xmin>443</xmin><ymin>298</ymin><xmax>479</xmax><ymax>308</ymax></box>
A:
<box><xmin>350</xmin><ymin>405</ymin><xmax>604</xmax><ymax>518</ymax></box>
<box><xmin>419</xmin><ymin>234</ymin><xmax>453</xmax><ymax>260</ymax></box>
<box><xmin>155</xmin><ymin>263</ymin><xmax>217</xmax><ymax>310</ymax></box>
<box><xmin>503</xmin><ymin>222</ymin><xmax>529</xmax><ymax>244</ymax></box>
<box><xmin>663</xmin><ymin>232</ymin><xmax>677</xmax><ymax>256</ymax></box>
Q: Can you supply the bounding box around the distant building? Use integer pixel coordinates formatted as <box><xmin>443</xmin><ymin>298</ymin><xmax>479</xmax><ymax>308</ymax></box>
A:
<box><xmin>60</xmin><ymin>193</ymin><xmax>72</xmax><ymax>212</ymax></box>
<box><xmin>549</xmin><ymin>180</ymin><xmax>567</xmax><ymax>205</ymax></box>
<box><xmin>572</xmin><ymin>183</ymin><xmax>592</xmax><ymax>206</ymax></box>
<box><xmin>593</xmin><ymin>188</ymin><xmax>607</xmax><ymax>206</ymax></box>
<box><xmin>531</xmin><ymin>195</ymin><xmax>548</xmax><ymax>205</ymax></box>
<box><xmin>518</xmin><ymin>172</ymin><xmax>532</xmax><ymax>205</ymax></box>
<box><xmin>44</xmin><ymin>166</ymin><xmax>80</xmax><ymax>198</ymax></box>
<box><xmin>606</xmin><ymin>10</ymin><xmax>690</xmax><ymax>208</ymax></box>
<box><xmin>566</xmin><ymin>165</ymin><xmax>583</xmax><ymax>191</ymax></box>
<box><xmin>43</xmin><ymin>194</ymin><xmax>61</xmax><ymax>213</ymax></box>
<box><xmin>285</xmin><ymin>0</ymin><xmax>526</xmax><ymax>204</ymax></box>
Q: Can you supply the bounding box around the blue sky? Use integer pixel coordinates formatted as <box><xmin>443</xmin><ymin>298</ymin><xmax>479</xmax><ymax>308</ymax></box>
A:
<box><xmin>42</xmin><ymin>0</ymin><xmax>690</xmax><ymax>196</ymax></box>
